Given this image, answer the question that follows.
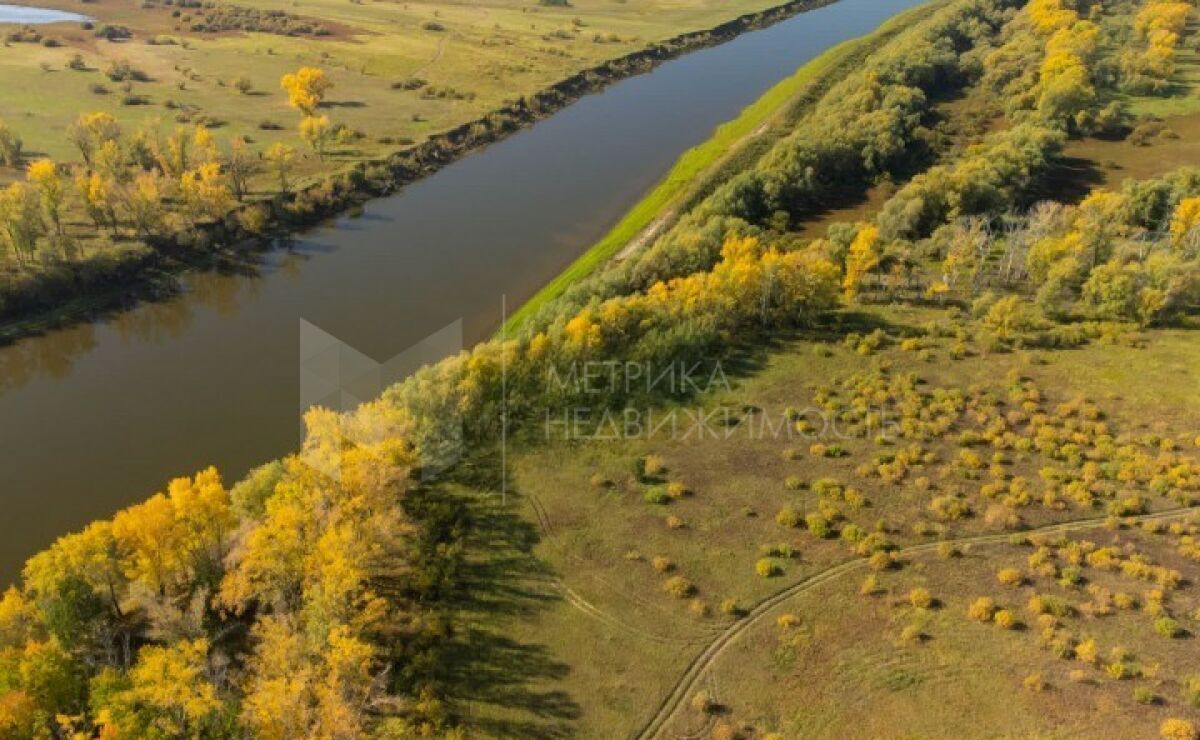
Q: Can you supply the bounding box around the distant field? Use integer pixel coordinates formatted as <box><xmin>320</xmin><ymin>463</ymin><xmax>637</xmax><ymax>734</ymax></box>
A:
<box><xmin>0</xmin><ymin>0</ymin><xmax>793</xmax><ymax>173</ymax></box>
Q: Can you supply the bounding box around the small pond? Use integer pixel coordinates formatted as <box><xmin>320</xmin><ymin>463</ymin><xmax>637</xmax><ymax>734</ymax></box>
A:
<box><xmin>0</xmin><ymin>3</ymin><xmax>90</xmax><ymax>24</ymax></box>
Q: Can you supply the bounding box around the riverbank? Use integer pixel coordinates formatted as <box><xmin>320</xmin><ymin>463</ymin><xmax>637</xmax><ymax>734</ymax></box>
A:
<box><xmin>499</xmin><ymin>0</ymin><xmax>939</xmax><ymax>333</ymax></box>
<box><xmin>0</xmin><ymin>0</ymin><xmax>847</xmax><ymax>344</ymax></box>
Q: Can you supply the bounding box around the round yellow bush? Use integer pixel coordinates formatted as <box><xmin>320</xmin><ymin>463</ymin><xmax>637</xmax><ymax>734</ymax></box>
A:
<box><xmin>663</xmin><ymin>576</ymin><xmax>694</xmax><ymax>599</ymax></box>
<box><xmin>967</xmin><ymin>596</ymin><xmax>996</xmax><ymax>622</ymax></box>
<box><xmin>651</xmin><ymin>556</ymin><xmax>674</xmax><ymax>573</ymax></box>
<box><xmin>1161</xmin><ymin>718</ymin><xmax>1198</xmax><ymax>740</ymax></box>
<box><xmin>755</xmin><ymin>558</ymin><xmax>782</xmax><ymax>578</ymax></box>
<box><xmin>997</xmin><ymin>567</ymin><xmax>1023</xmax><ymax>586</ymax></box>
<box><xmin>643</xmin><ymin>454</ymin><xmax>667</xmax><ymax>477</ymax></box>
<box><xmin>909</xmin><ymin>587</ymin><xmax>933</xmax><ymax>609</ymax></box>
<box><xmin>994</xmin><ymin>609</ymin><xmax>1017</xmax><ymax>629</ymax></box>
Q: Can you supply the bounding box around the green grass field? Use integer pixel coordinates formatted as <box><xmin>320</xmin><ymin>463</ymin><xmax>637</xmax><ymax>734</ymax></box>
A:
<box><xmin>459</xmin><ymin>311</ymin><xmax>1200</xmax><ymax>737</ymax></box>
<box><xmin>436</xmin><ymin>9</ymin><xmax>1200</xmax><ymax>733</ymax></box>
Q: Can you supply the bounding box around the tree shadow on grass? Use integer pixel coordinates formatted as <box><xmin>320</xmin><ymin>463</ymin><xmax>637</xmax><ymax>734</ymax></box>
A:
<box><xmin>426</xmin><ymin>458</ymin><xmax>581</xmax><ymax>738</ymax></box>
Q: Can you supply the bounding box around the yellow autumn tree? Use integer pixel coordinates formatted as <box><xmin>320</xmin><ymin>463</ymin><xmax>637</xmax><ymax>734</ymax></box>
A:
<box><xmin>1135</xmin><ymin>1</ymin><xmax>1192</xmax><ymax>39</ymax></box>
<box><xmin>0</xmin><ymin>181</ymin><xmax>42</xmax><ymax>265</ymax></box>
<box><xmin>123</xmin><ymin>170</ymin><xmax>166</xmax><ymax>237</ymax></box>
<box><xmin>264</xmin><ymin>143</ymin><xmax>297</xmax><ymax>193</ymax></box>
<box><xmin>179</xmin><ymin>162</ymin><xmax>232</xmax><ymax>224</ymax></box>
<box><xmin>119</xmin><ymin>639</ymin><xmax>222</xmax><ymax>736</ymax></box>
<box><xmin>299</xmin><ymin>115</ymin><xmax>333</xmax><ymax>159</ymax></box>
<box><xmin>111</xmin><ymin>467</ymin><xmax>235</xmax><ymax>594</ymax></box>
<box><xmin>1170</xmin><ymin>196</ymin><xmax>1200</xmax><ymax>249</ymax></box>
<box><xmin>26</xmin><ymin>159</ymin><xmax>64</xmax><ymax>234</ymax></box>
<box><xmin>843</xmin><ymin>224</ymin><xmax>881</xmax><ymax>301</ymax></box>
<box><xmin>75</xmin><ymin>171</ymin><xmax>116</xmax><ymax>231</ymax></box>
<box><xmin>281</xmin><ymin>67</ymin><xmax>332</xmax><ymax>116</ymax></box>
<box><xmin>67</xmin><ymin>112</ymin><xmax>121</xmax><ymax>166</ymax></box>
<box><xmin>1027</xmin><ymin>0</ymin><xmax>1078</xmax><ymax>34</ymax></box>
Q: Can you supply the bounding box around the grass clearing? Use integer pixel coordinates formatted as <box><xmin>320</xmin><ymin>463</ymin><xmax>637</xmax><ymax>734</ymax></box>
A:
<box><xmin>463</xmin><ymin>312</ymin><xmax>1200</xmax><ymax>737</ymax></box>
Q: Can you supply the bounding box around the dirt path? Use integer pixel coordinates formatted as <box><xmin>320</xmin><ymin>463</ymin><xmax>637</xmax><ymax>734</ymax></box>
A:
<box><xmin>632</xmin><ymin>506</ymin><xmax>1199</xmax><ymax>739</ymax></box>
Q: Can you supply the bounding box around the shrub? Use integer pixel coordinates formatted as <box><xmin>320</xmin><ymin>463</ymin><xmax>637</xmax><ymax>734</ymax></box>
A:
<box><xmin>806</xmin><ymin>513</ymin><xmax>832</xmax><ymax>539</ymax></box>
<box><xmin>1075</xmin><ymin>638</ymin><xmax>1098</xmax><ymax>664</ymax></box>
<box><xmin>929</xmin><ymin>495</ymin><xmax>971</xmax><ymax>521</ymax></box>
<box><xmin>867</xmin><ymin>551</ymin><xmax>895</xmax><ymax>571</ymax></box>
<box><xmin>234</xmin><ymin>76</ymin><xmax>253</xmax><ymax>94</ymax></box>
<box><xmin>644</xmin><ymin>487</ymin><xmax>670</xmax><ymax>505</ymax></box>
<box><xmin>104</xmin><ymin>59</ymin><xmax>149</xmax><ymax>82</ymax></box>
<box><xmin>1161</xmin><ymin>719</ymin><xmax>1198</xmax><ymax>740</ymax></box>
<box><xmin>860</xmin><ymin>574</ymin><xmax>880</xmax><ymax>596</ymax></box>
<box><xmin>776</xmin><ymin>613</ymin><xmax>800</xmax><ymax>629</ymax></box>
<box><xmin>760</xmin><ymin>543</ymin><xmax>793</xmax><ymax>559</ymax></box>
<box><xmin>784</xmin><ymin>475</ymin><xmax>804</xmax><ymax>491</ymax></box>
<box><xmin>665</xmin><ymin>515</ymin><xmax>685</xmax><ymax>530</ymax></box>
<box><xmin>1181</xmin><ymin>675</ymin><xmax>1200</xmax><ymax>708</ymax></box>
<box><xmin>909</xmin><ymin>588</ymin><xmax>933</xmax><ymax>609</ymax></box>
<box><xmin>937</xmin><ymin>542</ymin><xmax>961</xmax><ymax>559</ymax></box>
<box><xmin>997</xmin><ymin>568</ymin><xmax>1024</xmax><ymax>586</ymax></box>
<box><xmin>663</xmin><ymin>576</ymin><xmax>694</xmax><ymax>599</ymax></box>
<box><xmin>720</xmin><ymin>598</ymin><xmax>742</xmax><ymax>616</ymax></box>
<box><xmin>1134</xmin><ymin>687</ymin><xmax>1160</xmax><ymax>705</ymax></box>
<box><xmin>689</xmin><ymin>599</ymin><xmax>709</xmax><ymax>617</ymax></box>
<box><xmin>994</xmin><ymin>609</ymin><xmax>1017</xmax><ymax>629</ymax></box>
<box><xmin>588</xmin><ymin>472</ymin><xmax>610</xmax><ymax>488</ymax></box>
<box><xmin>651</xmin><ymin>556</ymin><xmax>673</xmax><ymax>573</ymax></box>
<box><xmin>1023</xmin><ymin>673</ymin><xmax>1047</xmax><ymax>692</ymax></box>
<box><xmin>1027</xmin><ymin>594</ymin><xmax>1072</xmax><ymax>618</ymax></box>
<box><xmin>642</xmin><ymin>454</ymin><xmax>667</xmax><ymax>478</ymax></box>
<box><xmin>900</xmin><ymin>624</ymin><xmax>923</xmax><ymax>644</ymax></box>
<box><xmin>968</xmin><ymin>597</ymin><xmax>996</xmax><ymax>622</ymax></box>
<box><xmin>1113</xmin><ymin>592</ymin><xmax>1137</xmax><ymax>610</ymax></box>
<box><xmin>690</xmin><ymin>690</ymin><xmax>716</xmax><ymax>714</ymax></box>
<box><xmin>755</xmin><ymin>558</ymin><xmax>782</xmax><ymax>578</ymax></box>
<box><xmin>1154</xmin><ymin>616</ymin><xmax>1183</xmax><ymax>638</ymax></box>
<box><xmin>776</xmin><ymin>507</ymin><xmax>801</xmax><ymax>528</ymax></box>
<box><xmin>666</xmin><ymin>481</ymin><xmax>689</xmax><ymax>499</ymax></box>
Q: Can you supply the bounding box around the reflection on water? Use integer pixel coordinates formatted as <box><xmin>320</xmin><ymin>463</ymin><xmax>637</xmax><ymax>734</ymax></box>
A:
<box><xmin>0</xmin><ymin>324</ymin><xmax>96</xmax><ymax>394</ymax></box>
<box><xmin>0</xmin><ymin>0</ymin><xmax>925</xmax><ymax>581</ymax></box>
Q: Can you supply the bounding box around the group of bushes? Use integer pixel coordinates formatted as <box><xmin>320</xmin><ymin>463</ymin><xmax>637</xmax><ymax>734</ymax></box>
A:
<box><xmin>185</xmin><ymin>4</ymin><xmax>330</xmax><ymax>36</ymax></box>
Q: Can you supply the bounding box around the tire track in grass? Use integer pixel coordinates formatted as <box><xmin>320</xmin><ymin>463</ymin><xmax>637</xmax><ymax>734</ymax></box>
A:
<box><xmin>524</xmin><ymin>491</ymin><xmax>707</xmax><ymax>646</ymax></box>
<box><xmin>633</xmin><ymin>506</ymin><xmax>1199</xmax><ymax>739</ymax></box>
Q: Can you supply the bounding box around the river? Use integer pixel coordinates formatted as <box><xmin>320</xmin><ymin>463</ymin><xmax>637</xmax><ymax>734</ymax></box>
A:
<box><xmin>0</xmin><ymin>4</ymin><xmax>90</xmax><ymax>23</ymax></box>
<box><xmin>0</xmin><ymin>0</ymin><xmax>923</xmax><ymax>580</ymax></box>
